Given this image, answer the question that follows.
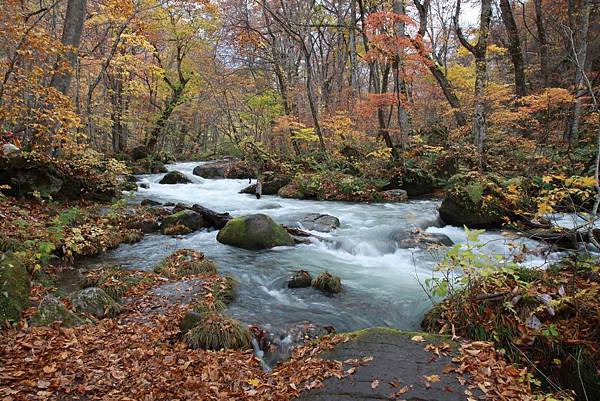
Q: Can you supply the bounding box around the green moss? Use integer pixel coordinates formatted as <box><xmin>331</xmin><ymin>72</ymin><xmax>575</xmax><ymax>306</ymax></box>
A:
<box><xmin>211</xmin><ymin>276</ymin><xmax>237</xmax><ymax>304</ymax></box>
<box><xmin>0</xmin><ymin>253</ymin><xmax>30</xmax><ymax>323</ymax></box>
<box><xmin>216</xmin><ymin>214</ymin><xmax>294</xmax><ymax>250</ymax></box>
<box><xmin>162</xmin><ymin>223</ymin><xmax>193</xmax><ymax>236</ymax></box>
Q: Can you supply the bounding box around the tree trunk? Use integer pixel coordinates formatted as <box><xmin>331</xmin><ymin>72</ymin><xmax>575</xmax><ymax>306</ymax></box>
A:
<box><xmin>50</xmin><ymin>0</ymin><xmax>88</xmax><ymax>95</ymax></box>
<box><xmin>349</xmin><ymin>0</ymin><xmax>359</xmax><ymax>95</ymax></box>
<box><xmin>567</xmin><ymin>0</ymin><xmax>591</xmax><ymax>143</ymax></box>
<box><xmin>393</xmin><ymin>0</ymin><xmax>410</xmax><ymax>139</ymax></box>
<box><xmin>533</xmin><ymin>0</ymin><xmax>550</xmax><ymax>88</ymax></box>
<box><xmin>499</xmin><ymin>0</ymin><xmax>527</xmax><ymax>97</ymax></box>
<box><xmin>146</xmin><ymin>83</ymin><xmax>187</xmax><ymax>153</ymax></box>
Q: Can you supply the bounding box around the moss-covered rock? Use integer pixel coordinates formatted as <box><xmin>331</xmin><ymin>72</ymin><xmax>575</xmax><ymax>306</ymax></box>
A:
<box><xmin>159</xmin><ymin>170</ymin><xmax>192</xmax><ymax>184</ymax></box>
<box><xmin>70</xmin><ymin>287</ymin><xmax>122</xmax><ymax>319</ymax></box>
<box><xmin>31</xmin><ymin>295</ymin><xmax>86</xmax><ymax>327</ymax></box>
<box><xmin>311</xmin><ymin>272</ymin><xmax>342</xmax><ymax>294</ymax></box>
<box><xmin>160</xmin><ymin>210</ymin><xmax>208</xmax><ymax>234</ymax></box>
<box><xmin>82</xmin><ymin>266</ymin><xmax>146</xmax><ymax>301</ymax></box>
<box><xmin>153</xmin><ymin>249</ymin><xmax>218</xmax><ymax>278</ymax></box>
<box><xmin>216</xmin><ymin>214</ymin><xmax>294</xmax><ymax>250</ymax></box>
<box><xmin>439</xmin><ymin>172</ymin><xmax>508</xmax><ymax>228</ymax></box>
<box><xmin>184</xmin><ymin>313</ymin><xmax>252</xmax><ymax>351</ymax></box>
<box><xmin>288</xmin><ymin>270</ymin><xmax>313</xmax><ymax>288</ymax></box>
<box><xmin>0</xmin><ymin>253</ymin><xmax>30</xmax><ymax>323</ymax></box>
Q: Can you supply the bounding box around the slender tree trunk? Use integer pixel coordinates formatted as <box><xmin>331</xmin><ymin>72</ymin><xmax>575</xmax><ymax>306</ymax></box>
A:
<box><xmin>50</xmin><ymin>0</ymin><xmax>88</xmax><ymax>95</ymax></box>
<box><xmin>393</xmin><ymin>0</ymin><xmax>410</xmax><ymax>138</ymax></box>
<box><xmin>302</xmin><ymin>44</ymin><xmax>326</xmax><ymax>154</ymax></box>
<box><xmin>499</xmin><ymin>0</ymin><xmax>527</xmax><ymax>97</ymax></box>
<box><xmin>455</xmin><ymin>0</ymin><xmax>492</xmax><ymax>167</ymax></box>
<box><xmin>567</xmin><ymin>0</ymin><xmax>591</xmax><ymax>143</ymax></box>
<box><xmin>533</xmin><ymin>0</ymin><xmax>549</xmax><ymax>87</ymax></box>
<box><xmin>349</xmin><ymin>0</ymin><xmax>359</xmax><ymax>96</ymax></box>
<box><xmin>146</xmin><ymin>82</ymin><xmax>187</xmax><ymax>153</ymax></box>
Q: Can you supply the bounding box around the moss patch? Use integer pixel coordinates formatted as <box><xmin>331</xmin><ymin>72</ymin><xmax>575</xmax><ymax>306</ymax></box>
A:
<box><xmin>216</xmin><ymin>214</ymin><xmax>294</xmax><ymax>250</ymax></box>
<box><xmin>0</xmin><ymin>253</ymin><xmax>30</xmax><ymax>323</ymax></box>
<box><xmin>184</xmin><ymin>313</ymin><xmax>252</xmax><ymax>351</ymax></box>
<box><xmin>153</xmin><ymin>249</ymin><xmax>218</xmax><ymax>278</ymax></box>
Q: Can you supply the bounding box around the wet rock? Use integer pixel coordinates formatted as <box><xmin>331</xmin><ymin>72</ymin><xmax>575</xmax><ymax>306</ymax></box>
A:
<box><xmin>295</xmin><ymin>328</ymin><xmax>471</xmax><ymax>401</ymax></box>
<box><xmin>381</xmin><ymin>189</ymin><xmax>408</xmax><ymax>202</ymax></box>
<box><xmin>439</xmin><ymin>173</ymin><xmax>508</xmax><ymax>228</ymax></box>
<box><xmin>193</xmin><ymin>160</ymin><xmax>231</xmax><ymax>178</ymax></box>
<box><xmin>138</xmin><ymin>183</ymin><xmax>150</xmax><ymax>189</ymax></box>
<box><xmin>262</xmin><ymin>322</ymin><xmax>335</xmax><ymax>362</ymax></box>
<box><xmin>217</xmin><ymin>214</ymin><xmax>295</xmax><ymax>250</ymax></box>
<box><xmin>285</xmin><ymin>213</ymin><xmax>340</xmax><ymax>233</ymax></box>
<box><xmin>150</xmin><ymin>279</ymin><xmax>206</xmax><ymax>304</ymax></box>
<box><xmin>0</xmin><ymin>253</ymin><xmax>30</xmax><ymax>322</ymax></box>
<box><xmin>70</xmin><ymin>287</ymin><xmax>122</xmax><ymax>319</ymax></box>
<box><xmin>126</xmin><ymin>218</ymin><xmax>159</xmax><ymax>233</ymax></box>
<box><xmin>391</xmin><ymin>230</ymin><xmax>454</xmax><ymax>248</ymax></box>
<box><xmin>288</xmin><ymin>270</ymin><xmax>313</xmax><ymax>288</ymax></box>
<box><xmin>311</xmin><ymin>272</ymin><xmax>342</xmax><ymax>294</ymax></box>
<box><xmin>160</xmin><ymin>210</ymin><xmax>208</xmax><ymax>233</ymax></box>
<box><xmin>141</xmin><ymin>199</ymin><xmax>162</xmax><ymax>207</ymax></box>
<box><xmin>180</xmin><ymin>311</ymin><xmax>203</xmax><ymax>335</ymax></box>
<box><xmin>31</xmin><ymin>295</ymin><xmax>86</xmax><ymax>327</ymax></box>
<box><xmin>2</xmin><ymin>143</ymin><xmax>20</xmax><ymax>156</ymax></box>
<box><xmin>159</xmin><ymin>170</ymin><xmax>192</xmax><ymax>184</ymax></box>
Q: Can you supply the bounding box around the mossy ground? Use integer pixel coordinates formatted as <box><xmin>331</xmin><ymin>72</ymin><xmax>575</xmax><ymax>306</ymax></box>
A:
<box><xmin>0</xmin><ymin>253</ymin><xmax>30</xmax><ymax>322</ymax></box>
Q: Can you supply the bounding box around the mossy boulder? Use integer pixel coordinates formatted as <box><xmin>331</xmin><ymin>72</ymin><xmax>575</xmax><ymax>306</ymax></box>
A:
<box><xmin>0</xmin><ymin>253</ymin><xmax>30</xmax><ymax>323</ymax></box>
<box><xmin>160</xmin><ymin>210</ymin><xmax>208</xmax><ymax>233</ymax></box>
<box><xmin>154</xmin><ymin>249</ymin><xmax>218</xmax><ymax>278</ymax></box>
<box><xmin>159</xmin><ymin>170</ymin><xmax>192</xmax><ymax>184</ymax></box>
<box><xmin>217</xmin><ymin>214</ymin><xmax>294</xmax><ymax>250</ymax></box>
<box><xmin>70</xmin><ymin>287</ymin><xmax>122</xmax><ymax>319</ymax></box>
<box><xmin>240</xmin><ymin>172</ymin><xmax>290</xmax><ymax>195</ymax></box>
<box><xmin>288</xmin><ymin>270</ymin><xmax>313</xmax><ymax>288</ymax></box>
<box><xmin>31</xmin><ymin>295</ymin><xmax>86</xmax><ymax>327</ymax></box>
<box><xmin>311</xmin><ymin>272</ymin><xmax>342</xmax><ymax>294</ymax></box>
<box><xmin>439</xmin><ymin>172</ymin><xmax>508</xmax><ymax>228</ymax></box>
<box><xmin>184</xmin><ymin>313</ymin><xmax>252</xmax><ymax>351</ymax></box>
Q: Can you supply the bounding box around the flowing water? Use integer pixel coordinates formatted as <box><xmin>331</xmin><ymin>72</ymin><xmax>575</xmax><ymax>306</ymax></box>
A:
<box><xmin>85</xmin><ymin>162</ymin><xmax>557</xmax><ymax>334</ymax></box>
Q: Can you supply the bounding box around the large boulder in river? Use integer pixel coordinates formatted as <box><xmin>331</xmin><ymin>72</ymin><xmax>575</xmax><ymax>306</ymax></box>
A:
<box><xmin>70</xmin><ymin>287</ymin><xmax>122</xmax><ymax>319</ymax></box>
<box><xmin>193</xmin><ymin>160</ymin><xmax>230</xmax><ymax>178</ymax></box>
<box><xmin>160</xmin><ymin>210</ymin><xmax>209</xmax><ymax>233</ymax></box>
<box><xmin>0</xmin><ymin>253</ymin><xmax>30</xmax><ymax>323</ymax></box>
<box><xmin>217</xmin><ymin>214</ymin><xmax>295</xmax><ymax>250</ymax></box>
<box><xmin>224</xmin><ymin>160</ymin><xmax>255</xmax><ymax>179</ymax></box>
<box><xmin>159</xmin><ymin>170</ymin><xmax>192</xmax><ymax>184</ymax></box>
<box><xmin>439</xmin><ymin>172</ymin><xmax>508</xmax><ymax>228</ymax></box>
<box><xmin>284</xmin><ymin>213</ymin><xmax>340</xmax><ymax>233</ymax></box>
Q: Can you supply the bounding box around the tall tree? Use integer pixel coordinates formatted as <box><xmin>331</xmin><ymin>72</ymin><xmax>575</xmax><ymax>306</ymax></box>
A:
<box><xmin>50</xmin><ymin>0</ymin><xmax>88</xmax><ymax>95</ymax></box>
<box><xmin>499</xmin><ymin>0</ymin><xmax>527</xmax><ymax>97</ymax></box>
<box><xmin>454</xmin><ymin>0</ymin><xmax>493</xmax><ymax>165</ymax></box>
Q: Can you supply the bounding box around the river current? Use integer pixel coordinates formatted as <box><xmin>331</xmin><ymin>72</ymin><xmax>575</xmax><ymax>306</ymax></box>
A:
<box><xmin>87</xmin><ymin>162</ymin><xmax>557</xmax><ymax>333</ymax></box>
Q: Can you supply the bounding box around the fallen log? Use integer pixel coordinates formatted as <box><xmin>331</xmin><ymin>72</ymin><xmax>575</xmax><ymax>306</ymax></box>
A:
<box><xmin>191</xmin><ymin>204</ymin><xmax>232</xmax><ymax>229</ymax></box>
<box><xmin>525</xmin><ymin>227</ymin><xmax>600</xmax><ymax>250</ymax></box>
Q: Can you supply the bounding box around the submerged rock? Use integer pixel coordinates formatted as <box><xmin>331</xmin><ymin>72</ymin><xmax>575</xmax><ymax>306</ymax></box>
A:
<box><xmin>160</xmin><ymin>210</ymin><xmax>208</xmax><ymax>234</ymax></box>
<box><xmin>288</xmin><ymin>270</ymin><xmax>313</xmax><ymax>288</ymax></box>
<box><xmin>284</xmin><ymin>213</ymin><xmax>340</xmax><ymax>233</ymax></box>
<box><xmin>311</xmin><ymin>272</ymin><xmax>342</xmax><ymax>294</ymax></box>
<box><xmin>31</xmin><ymin>295</ymin><xmax>86</xmax><ymax>327</ymax></box>
<box><xmin>391</xmin><ymin>230</ymin><xmax>454</xmax><ymax>248</ymax></box>
<box><xmin>217</xmin><ymin>214</ymin><xmax>295</xmax><ymax>250</ymax></box>
<box><xmin>159</xmin><ymin>170</ymin><xmax>192</xmax><ymax>184</ymax></box>
<box><xmin>70</xmin><ymin>287</ymin><xmax>122</xmax><ymax>319</ymax></box>
<box><xmin>0</xmin><ymin>253</ymin><xmax>30</xmax><ymax>322</ymax></box>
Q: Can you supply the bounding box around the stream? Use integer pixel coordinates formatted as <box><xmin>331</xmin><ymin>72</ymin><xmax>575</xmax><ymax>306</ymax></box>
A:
<box><xmin>81</xmin><ymin>162</ymin><xmax>559</xmax><ymax>337</ymax></box>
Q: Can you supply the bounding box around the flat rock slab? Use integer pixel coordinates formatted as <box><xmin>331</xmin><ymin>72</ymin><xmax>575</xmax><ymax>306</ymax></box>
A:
<box><xmin>296</xmin><ymin>328</ymin><xmax>471</xmax><ymax>401</ymax></box>
<box><xmin>149</xmin><ymin>279</ymin><xmax>205</xmax><ymax>305</ymax></box>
